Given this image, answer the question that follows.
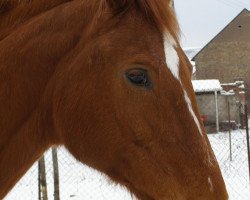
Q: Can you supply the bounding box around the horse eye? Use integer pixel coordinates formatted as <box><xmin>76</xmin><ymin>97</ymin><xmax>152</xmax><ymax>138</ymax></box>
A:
<box><xmin>126</xmin><ymin>68</ymin><xmax>151</xmax><ymax>88</ymax></box>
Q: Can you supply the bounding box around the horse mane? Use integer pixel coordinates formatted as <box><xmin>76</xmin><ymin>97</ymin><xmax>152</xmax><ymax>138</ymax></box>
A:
<box><xmin>103</xmin><ymin>0</ymin><xmax>179</xmax><ymax>38</ymax></box>
<box><xmin>0</xmin><ymin>0</ymin><xmax>179</xmax><ymax>39</ymax></box>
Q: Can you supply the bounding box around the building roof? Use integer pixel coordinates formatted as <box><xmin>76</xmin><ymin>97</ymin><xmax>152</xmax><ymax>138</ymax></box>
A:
<box><xmin>192</xmin><ymin>8</ymin><xmax>250</xmax><ymax>61</ymax></box>
<box><xmin>192</xmin><ymin>79</ymin><xmax>222</xmax><ymax>93</ymax></box>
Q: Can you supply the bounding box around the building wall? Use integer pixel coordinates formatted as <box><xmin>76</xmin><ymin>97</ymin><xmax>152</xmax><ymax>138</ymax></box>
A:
<box><xmin>195</xmin><ymin>93</ymin><xmax>240</xmax><ymax>125</ymax></box>
<box><xmin>195</xmin><ymin>41</ymin><xmax>250</xmax><ymax>107</ymax></box>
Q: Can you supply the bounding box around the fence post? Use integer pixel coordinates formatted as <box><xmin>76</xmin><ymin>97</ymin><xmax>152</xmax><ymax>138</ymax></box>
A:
<box><xmin>244</xmin><ymin>105</ymin><xmax>250</xmax><ymax>184</ymax></box>
<box><xmin>38</xmin><ymin>162</ymin><xmax>41</xmax><ymax>200</ymax></box>
<box><xmin>52</xmin><ymin>148</ymin><xmax>60</xmax><ymax>200</ymax></box>
<box><xmin>38</xmin><ymin>156</ymin><xmax>48</xmax><ymax>200</ymax></box>
<box><xmin>215</xmin><ymin>91</ymin><xmax>219</xmax><ymax>133</ymax></box>
<box><xmin>227</xmin><ymin>100</ymin><xmax>232</xmax><ymax>161</ymax></box>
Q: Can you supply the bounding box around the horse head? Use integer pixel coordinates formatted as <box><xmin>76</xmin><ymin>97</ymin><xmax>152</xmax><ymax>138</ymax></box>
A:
<box><xmin>52</xmin><ymin>0</ymin><xmax>228</xmax><ymax>199</ymax></box>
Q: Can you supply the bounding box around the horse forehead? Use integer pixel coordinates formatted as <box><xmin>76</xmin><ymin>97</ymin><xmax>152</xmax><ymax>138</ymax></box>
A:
<box><xmin>163</xmin><ymin>34</ymin><xmax>179</xmax><ymax>80</ymax></box>
<box><xmin>163</xmin><ymin>33</ymin><xmax>203</xmax><ymax>135</ymax></box>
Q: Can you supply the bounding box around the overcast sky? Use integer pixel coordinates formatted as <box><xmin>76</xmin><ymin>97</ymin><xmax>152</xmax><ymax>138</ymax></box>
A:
<box><xmin>175</xmin><ymin>0</ymin><xmax>250</xmax><ymax>48</ymax></box>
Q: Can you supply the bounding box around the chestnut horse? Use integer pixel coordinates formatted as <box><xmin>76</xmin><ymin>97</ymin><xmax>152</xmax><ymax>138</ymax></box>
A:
<box><xmin>0</xmin><ymin>0</ymin><xmax>228</xmax><ymax>199</ymax></box>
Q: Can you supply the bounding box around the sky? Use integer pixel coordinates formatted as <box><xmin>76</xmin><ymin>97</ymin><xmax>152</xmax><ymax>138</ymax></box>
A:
<box><xmin>174</xmin><ymin>0</ymin><xmax>250</xmax><ymax>48</ymax></box>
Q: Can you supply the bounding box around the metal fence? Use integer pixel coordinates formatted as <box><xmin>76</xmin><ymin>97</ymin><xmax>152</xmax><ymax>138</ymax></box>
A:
<box><xmin>5</xmin><ymin>147</ymin><xmax>133</xmax><ymax>200</ymax></box>
<box><xmin>4</xmin><ymin>87</ymin><xmax>250</xmax><ymax>200</ymax></box>
<box><xmin>207</xmin><ymin>104</ymin><xmax>250</xmax><ymax>200</ymax></box>
<box><xmin>198</xmin><ymin>89</ymin><xmax>250</xmax><ymax>200</ymax></box>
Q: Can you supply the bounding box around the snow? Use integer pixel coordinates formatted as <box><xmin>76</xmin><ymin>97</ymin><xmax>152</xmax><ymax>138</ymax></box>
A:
<box><xmin>5</xmin><ymin>120</ymin><xmax>250</xmax><ymax>200</ymax></box>
<box><xmin>183</xmin><ymin>47</ymin><xmax>201</xmax><ymax>59</ymax></box>
<box><xmin>5</xmin><ymin>149</ymin><xmax>133</xmax><ymax>200</ymax></box>
<box><xmin>221</xmin><ymin>90</ymin><xmax>235</xmax><ymax>96</ymax></box>
<box><xmin>221</xmin><ymin>81</ymin><xmax>245</xmax><ymax>87</ymax></box>
<box><xmin>208</xmin><ymin>129</ymin><xmax>250</xmax><ymax>200</ymax></box>
<box><xmin>192</xmin><ymin>79</ymin><xmax>223</xmax><ymax>93</ymax></box>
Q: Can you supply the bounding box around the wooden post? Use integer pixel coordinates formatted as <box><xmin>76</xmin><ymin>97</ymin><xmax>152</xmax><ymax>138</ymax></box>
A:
<box><xmin>52</xmin><ymin>148</ymin><xmax>60</xmax><ymax>200</ymax></box>
<box><xmin>215</xmin><ymin>91</ymin><xmax>219</xmax><ymax>133</ymax></box>
<box><xmin>244</xmin><ymin>105</ymin><xmax>250</xmax><ymax>184</ymax></box>
<box><xmin>38</xmin><ymin>156</ymin><xmax>48</xmax><ymax>200</ymax></box>
<box><xmin>38</xmin><ymin>162</ymin><xmax>41</xmax><ymax>200</ymax></box>
<box><xmin>227</xmin><ymin>100</ymin><xmax>232</xmax><ymax>161</ymax></box>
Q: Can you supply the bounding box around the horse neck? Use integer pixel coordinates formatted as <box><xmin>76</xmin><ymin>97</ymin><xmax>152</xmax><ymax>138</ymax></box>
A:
<box><xmin>0</xmin><ymin>1</ymin><xmax>99</xmax><ymax>198</ymax></box>
<box><xmin>0</xmin><ymin>110</ymin><xmax>52</xmax><ymax>199</ymax></box>
<box><xmin>0</xmin><ymin>0</ymin><xmax>72</xmax><ymax>40</ymax></box>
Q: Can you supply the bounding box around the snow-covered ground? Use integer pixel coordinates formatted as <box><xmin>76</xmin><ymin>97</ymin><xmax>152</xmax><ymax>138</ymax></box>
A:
<box><xmin>5</xmin><ymin>149</ymin><xmax>133</xmax><ymax>200</ymax></box>
<box><xmin>208</xmin><ymin>129</ymin><xmax>250</xmax><ymax>200</ymax></box>
<box><xmin>5</xmin><ymin>120</ymin><xmax>250</xmax><ymax>200</ymax></box>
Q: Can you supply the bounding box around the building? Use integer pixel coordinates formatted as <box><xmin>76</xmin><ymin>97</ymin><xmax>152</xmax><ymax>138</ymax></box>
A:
<box><xmin>192</xmin><ymin>80</ymin><xmax>242</xmax><ymax>133</ymax></box>
<box><xmin>192</xmin><ymin>9</ymin><xmax>250</xmax><ymax>108</ymax></box>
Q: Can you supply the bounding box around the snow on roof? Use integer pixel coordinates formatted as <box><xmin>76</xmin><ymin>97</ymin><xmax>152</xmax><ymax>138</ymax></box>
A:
<box><xmin>184</xmin><ymin>47</ymin><xmax>201</xmax><ymax>59</ymax></box>
<box><xmin>221</xmin><ymin>90</ymin><xmax>235</xmax><ymax>96</ymax></box>
<box><xmin>192</xmin><ymin>79</ymin><xmax>222</xmax><ymax>93</ymax></box>
<box><xmin>221</xmin><ymin>81</ymin><xmax>244</xmax><ymax>86</ymax></box>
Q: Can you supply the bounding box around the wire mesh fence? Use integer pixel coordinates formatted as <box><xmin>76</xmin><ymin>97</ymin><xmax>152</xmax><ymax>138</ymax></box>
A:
<box><xmin>194</xmin><ymin>78</ymin><xmax>250</xmax><ymax>200</ymax></box>
<box><xmin>208</xmin><ymin>121</ymin><xmax>250</xmax><ymax>199</ymax></box>
<box><xmin>4</xmin><ymin>81</ymin><xmax>250</xmax><ymax>200</ymax></box>
<box><xmin>5</xmin><ymin>147</ymin><xmax>133</xmax><ymax>200</ymax></box>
